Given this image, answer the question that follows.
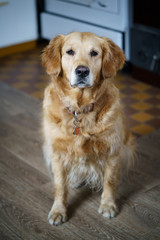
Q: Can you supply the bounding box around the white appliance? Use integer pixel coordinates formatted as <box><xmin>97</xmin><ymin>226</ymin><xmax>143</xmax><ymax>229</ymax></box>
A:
<box><xmin>40</xmin><ymin>0</ymin><xmax>131</xmax><ymax>59</ymax></box>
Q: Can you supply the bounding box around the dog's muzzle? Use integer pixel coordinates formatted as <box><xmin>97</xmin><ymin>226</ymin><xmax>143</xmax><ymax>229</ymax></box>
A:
<box><xmin>71</xmin><ymin>65</ymin><xmax>91</xmax><ymax>88</ymax></box>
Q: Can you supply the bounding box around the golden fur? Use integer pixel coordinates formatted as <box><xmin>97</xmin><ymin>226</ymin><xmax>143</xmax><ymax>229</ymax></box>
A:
<box><xmin>41</xmin><ymin>32</ymin><xmax>135</xmax><ymax>226</ymax></box>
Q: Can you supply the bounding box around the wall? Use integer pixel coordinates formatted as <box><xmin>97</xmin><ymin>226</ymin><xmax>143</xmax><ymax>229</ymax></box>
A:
<box><xmin>0</xmin><ymin>0</ymin><xmax>38</xmax><ymax>48</ymax></box>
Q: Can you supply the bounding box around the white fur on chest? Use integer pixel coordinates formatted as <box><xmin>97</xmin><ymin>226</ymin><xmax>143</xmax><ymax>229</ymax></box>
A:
<box><xmin>66</xmin><ymin>155</ymin><xmax>105</xmax><ymax>190</ymax></box>
<box><xmin>43</xmin><ymin>140</ymin><xmax>105</xmax><ymax>190</ymax></box>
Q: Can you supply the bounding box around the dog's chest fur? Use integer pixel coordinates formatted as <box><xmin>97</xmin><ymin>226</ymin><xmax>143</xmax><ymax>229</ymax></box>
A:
<box><xmin>44</xmin><ymin>112</ymin><xmax>117</xmax><ymax>190</ymax></box>
<box><xmin>54</xmin><ymin>133</ymin><xmax>108</xmax><ymax>190</ymax></box>
<box><xmin>43</xmin><ymin>83</ymin><xmax>124</xmax><ymax>190</ymax></box>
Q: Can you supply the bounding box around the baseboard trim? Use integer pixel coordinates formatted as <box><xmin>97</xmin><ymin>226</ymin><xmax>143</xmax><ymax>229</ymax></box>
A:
<box><xmin>0</xmin><ymin>40</ymin><xmax>37</xmax><ymax>57</ymax></box>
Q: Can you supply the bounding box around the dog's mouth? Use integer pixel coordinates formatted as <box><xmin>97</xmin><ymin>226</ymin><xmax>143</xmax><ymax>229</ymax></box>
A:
<box><xmin>70</xmin><ymin>80</ymin><xmax>92</xmax><ymax>89</ymax></box>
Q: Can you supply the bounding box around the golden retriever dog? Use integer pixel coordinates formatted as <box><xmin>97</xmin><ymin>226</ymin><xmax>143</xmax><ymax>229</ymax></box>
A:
<box><xmin>41</xmin><ymin>32</ymin><xmax>135</xmax><ymax>226</ymax></box>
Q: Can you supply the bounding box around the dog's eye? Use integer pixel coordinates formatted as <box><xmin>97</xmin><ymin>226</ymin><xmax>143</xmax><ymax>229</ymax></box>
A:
<box><xmin>66</xmin><ymin>49</ymin><xmax>75</xmax><ymax>56</ymax></box>
<box><xmin>90</xmin><ymin>50</ymin><xmax>98</xmax><ymax>57</ymax></box>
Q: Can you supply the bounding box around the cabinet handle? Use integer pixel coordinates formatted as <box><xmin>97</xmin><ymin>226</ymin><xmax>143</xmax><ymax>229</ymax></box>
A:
<box><xmin>98</xmin><ymin>0</ymin><xmax>108</xmax><ymax>8</ymax></box>
<box><xmin>0</xmin><ymin>1</ymin><xmax>9</xmax><ymax>7</ymax></box>
<box><xmin>150</xmin><ymin>53</ymin><xmax>160</xmax><ymax>72</ymax></box>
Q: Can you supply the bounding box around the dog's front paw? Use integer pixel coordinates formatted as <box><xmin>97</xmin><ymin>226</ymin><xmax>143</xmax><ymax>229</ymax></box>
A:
<box><xmin>98</xmin><ymin>201</ymin><xmax>118</xmax><ymax>219</ymax></box>
<box><xmin>48</xmin><ymin>205</ymin><xmax>67</xmax><ymax>226</ymax></box>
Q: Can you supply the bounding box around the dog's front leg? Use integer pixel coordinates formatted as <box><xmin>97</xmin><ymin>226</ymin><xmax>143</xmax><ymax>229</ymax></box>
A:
<box><xmin>99</xmin><ymin>156</ymin><xmax>120</xmax><ymax>218</ymax></box>
<box><xmin>48</xmin><ymin>160</ymin><xmax>67</xmax><ymax>226</ymax></box>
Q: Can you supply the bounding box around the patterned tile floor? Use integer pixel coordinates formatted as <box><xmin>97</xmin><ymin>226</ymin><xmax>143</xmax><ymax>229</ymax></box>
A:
<box><xmin>0</xmin><ymin>43</ymin><xmax>160</xmax><ymax>137</ymax></box>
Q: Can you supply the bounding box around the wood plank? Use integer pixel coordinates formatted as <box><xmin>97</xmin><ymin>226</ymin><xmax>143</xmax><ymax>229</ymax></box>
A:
<box><xmin>0</xmin><ymin>175</ymin><xmax>137</xmax><ymax>240</ymax></box>
<box><xmin>0</xmin><ymin>223</ymin><xmax>23</xmax><ymax>240</ymax></box>
<box><xmin>0</xmin><ymin>82</ymin><xmax>48</xmax><ymax>175</ymax></box>
<box><xmin>143</xmin><ymin>184</ymin><xmax>160</xmax><ymax>205</ymax></box>
<box><xmin>27</xmin><ymin>182</ymin><xmax>159</xmax><ymax>240</ymax></box>
<box><xmin>0</xmin><ymin>146</ymin><xmax>133</xmax><ymax>240</ymax></box>
<box><xmin>0</xmin><ymin>146</ymin><xmax>49</xmax><ymax>192</ymax></box>
<box><xmin>0</xmin><ymin>148</ymin><xmax>84</xmax><ymax>240</ymax></box>
<box><xmin>0</xmin><ymin>196</ymin><xmax>78</xmax><ymax>240</ymax></box>
<box><xmin>136</xmin><ymin>130</ymin><xmax>160</xmax><ymax>161</ymax></box>
<box><xmin>140</xmin><ymin>227</ymin><xmax>160</xmax><ymax>240</ymax></box>
<box><xmin>66</xmin><ymin>189</ymin><xmax>159</xmax><ymax>239</ymax></box>
<box><xmin>29</xmin><ymin>186</ymin><xmax>139</xmax><ymax>240</ymax></box>
<box><xmin>0</xmin><ymin>82</ymin><xmax>41</xmax><ymax>116</ymax></box>
<box><xmin>0</xmin><ymin>144</ymin><xmax>140</xmax><ymax>240</ymax></box>
<box><xmin>0</xmin><ymin>117</ymin><xmax>47</xmax><ymax>175</ymax></box>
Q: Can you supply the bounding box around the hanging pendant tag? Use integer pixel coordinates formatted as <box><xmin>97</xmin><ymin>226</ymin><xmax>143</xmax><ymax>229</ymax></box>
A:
<box><xmin>73</xmin><ymin>126</ymin><xmax>80</xmax><ymax>135</ymax></box>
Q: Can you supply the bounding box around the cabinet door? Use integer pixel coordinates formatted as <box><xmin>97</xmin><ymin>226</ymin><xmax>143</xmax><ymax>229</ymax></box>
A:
<box><xmin>41</xmin><ymin>13</ymin><xmax>123</xmax><ymax>49</ymax></box>
<box><xmin>45</xmin><ymin>0</ymin><xmax>128</xmax><ymax>31</ymax></box>
<box><xmin>0</xmin><ymin>0</ymin><xmax>38</xmax><ymax>48</ymax></box>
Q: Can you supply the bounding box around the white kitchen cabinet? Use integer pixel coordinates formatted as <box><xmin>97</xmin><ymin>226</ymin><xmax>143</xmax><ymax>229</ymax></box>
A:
<box><xmin>0</xmin><ymin>0</ymin><xmax>38</xmax><ymax>48</ymax></box>
<box><xmin>41</xmin><ymin>13</ymin><xmax>123</xmax><ymax>49</ymax></box>
<box><xmin>40</xmin><ymin>0</ymin><xmax>131</xmax><ymax>59</ymax></box>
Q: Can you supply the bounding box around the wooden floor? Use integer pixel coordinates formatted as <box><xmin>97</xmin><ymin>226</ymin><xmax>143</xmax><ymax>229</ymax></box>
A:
<box><xmin>0</xmin><ymin>82</ymin><xmax>160</xmax><ymax>240</ymax></box>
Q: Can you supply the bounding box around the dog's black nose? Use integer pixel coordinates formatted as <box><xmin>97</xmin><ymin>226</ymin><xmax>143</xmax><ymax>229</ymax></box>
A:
<box><xmin>75</xmin><ymin>65</ymin><xmax>90</xmax><ymax>78</ymax></box>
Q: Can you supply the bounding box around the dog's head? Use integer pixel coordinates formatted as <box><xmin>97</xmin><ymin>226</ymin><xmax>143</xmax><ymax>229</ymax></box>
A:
<box><xmin>42</xmin><ymin>32</ymin><xmax>125</xmax><ymax>89</ymax></box>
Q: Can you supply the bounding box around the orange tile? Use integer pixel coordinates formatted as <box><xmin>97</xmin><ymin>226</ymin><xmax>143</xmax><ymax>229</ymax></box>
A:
<box><xmin>40</xmin><ymin>75</ymin><xmax>49</xmax><ymax>81</ymax></box>
<box><xmin>31</xmin><ymin>91</ymin><xmax>43</xmax><ymax>99</ymax></box>
<box><xmin>120</xmin><ymin>93</ymin><xmax>126</xmax><ymax>99</ymax></box>
<box><xmin>20</xmin><ymin>66</ymin><xmax>37</xmax><ymax>72</ymax></box>
<box><xmin>131</xmin><ymin>124</ymin><xmax>155</xmax><ymax>135</ymax></box>
<box><xmin>131</xmin><ymin>93</ymin><xmax>151</xmax><ymax>101</ymax></box>
<box><xmin>16</xmin><ymin>75</ymin><xmax>33</xmax><ymax>80</ymax></box>
<box><xmin>131</xmin><ymin>112</ymin><xmax>153</xmax><ymax>122</ymax></box>
<box><xmin>12</xmin><ymin>82</ymin><xmax>28</xmax><ymax>88</ymax></box>
<box><xmin>115</xmin><ymin>82</ymin><xmax>126</xmax><ymax>90</ymax></box>
<box><xmin>116</xmin><ymin>73</ymin><xmax>124</xmax><ymax>81</ymax></box>
<box><xmin>131</xmin><ymin>102</ymin><xmax>152</xmax><ymax>111</ymax></box>
<box><xmin>131</xmin><ymin>82</ymin><xmax>150</xmax><ymax>91</ymax></box>
<box><xmin>35</xmin><ymin>82</ymin><xmax>47</xmax><ymax>89</ymax></box>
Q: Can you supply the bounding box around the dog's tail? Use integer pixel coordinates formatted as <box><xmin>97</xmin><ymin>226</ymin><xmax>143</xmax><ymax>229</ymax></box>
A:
<box><xmin>121</xmin><ymin>132</ymin><xmax>137</xmax><ymax>174</ymax></box>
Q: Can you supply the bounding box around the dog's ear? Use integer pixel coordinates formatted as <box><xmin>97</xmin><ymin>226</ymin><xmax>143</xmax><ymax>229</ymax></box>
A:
<box><xmin>101</xmin><ymin>37</ymin><xmax>125</xmax><ymax>79</ymax></box>
<box><xmin>41</xmin><ymin>35</ymin><xmax>64</xmax><ymax>77</ymax></box>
